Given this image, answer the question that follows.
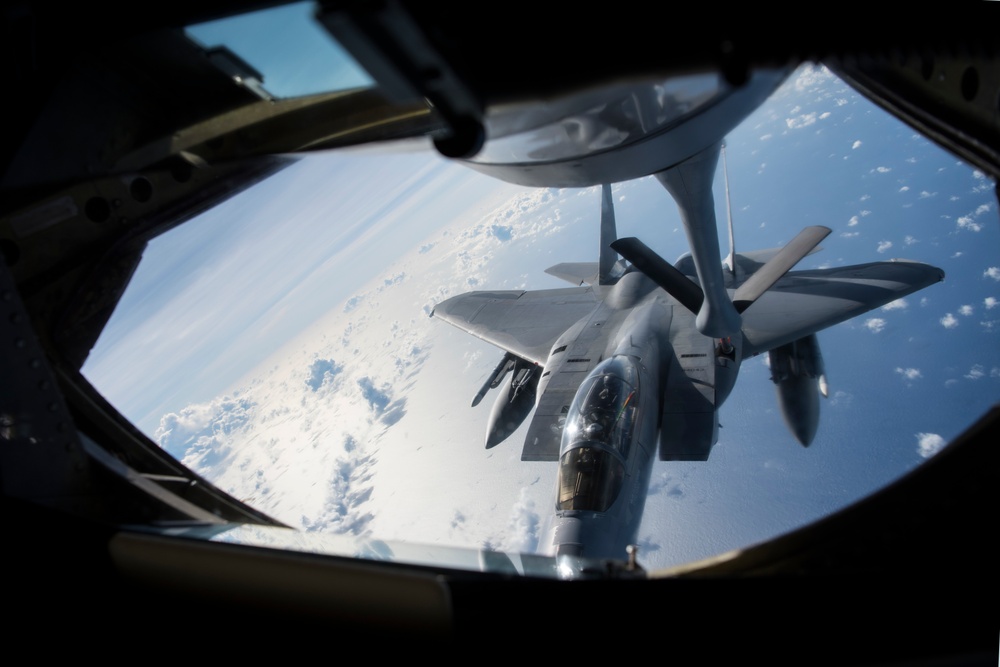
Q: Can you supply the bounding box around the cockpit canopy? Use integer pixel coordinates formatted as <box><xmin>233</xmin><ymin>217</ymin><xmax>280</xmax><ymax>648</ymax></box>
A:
<box><xmin>557</xmin><ymin>357</ymin><xmax>640</xmax><ymax>512</ymax></box>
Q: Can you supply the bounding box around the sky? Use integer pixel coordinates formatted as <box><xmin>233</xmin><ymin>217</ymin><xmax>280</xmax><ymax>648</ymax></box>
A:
<box><xmin>81</xmin><ymin>6</ymin><xmax>1000</xmax><ymax>573</ymax></box>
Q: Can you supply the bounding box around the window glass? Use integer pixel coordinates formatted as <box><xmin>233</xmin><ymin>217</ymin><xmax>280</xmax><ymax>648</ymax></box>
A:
<box><xmin>82</xmin><ymin>64</ymin><xmax>1000</xmax><ymax>572</ymax></box>
<box><xmin>557</xmin><ymin>446</ymin><xmax>626</xmax><ymax>512</ymax></box>
<box><xmin>185</xmin><ymin>2</ymin><xmax>373</xmax><ymax>99</ymax></box>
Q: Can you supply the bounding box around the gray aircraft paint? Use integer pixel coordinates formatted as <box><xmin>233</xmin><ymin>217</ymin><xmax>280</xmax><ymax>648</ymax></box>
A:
<box><xmin>433</xmin><ymin>176</ymin><xmax>943</xmax><ymax>562</ymax></box>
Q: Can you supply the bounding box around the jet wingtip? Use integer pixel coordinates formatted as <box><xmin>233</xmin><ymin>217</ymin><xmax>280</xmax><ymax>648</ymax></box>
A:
<box><xmin>888</xmin><ymin>259</ymin><xmax>946</xmax><ymax>283</ymax></box>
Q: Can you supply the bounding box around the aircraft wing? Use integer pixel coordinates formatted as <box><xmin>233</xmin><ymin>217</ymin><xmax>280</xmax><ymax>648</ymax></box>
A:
<box><xmin>740</xmin><ymin>259</ymin><xmax>945</xmax><ymax>356</ymax></box>
<box><xmin>431</xmin><ymin>287</ymin><xmax>598</xmax><ymax>365</ymax></box>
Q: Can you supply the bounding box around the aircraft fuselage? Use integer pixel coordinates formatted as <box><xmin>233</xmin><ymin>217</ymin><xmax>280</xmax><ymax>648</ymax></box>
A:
<box><xmin>537</xmin><ymin>271</ymin><xmax>740</xmax><ymax>560</ymax></box>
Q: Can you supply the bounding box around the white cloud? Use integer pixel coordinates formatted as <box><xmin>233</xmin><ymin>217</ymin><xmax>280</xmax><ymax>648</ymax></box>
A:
<box><xmin>840</xmin><ymin>232</ymin><xmax>859</xmax><ymax>238</ymax></box>
<box><xmin>904</xmin><ymin>235</ymin><xmax>917</xmax><ymax>245</ymax></box>
<box><xmin>918</xmin><ymin>190</ymin><xmax>936</xmax><ymax>199</ymax></box>
<box><xmin>877</xmin><ymin>240</ymin><xmax>893</xmax><ymax>253</ymax></box>
<box><xmin>972</xmin><ymin>170</ymin><xmax>992</xmax><ymax>193</ymax></box>
<box><xmin>958</xmin><ymin>305</ymin><xmax>974</xmax><ymax>316</ymax></box>
<box><xmin>864</xmin><ymin>318</ymin><xmax>886</xmax><ymax>333</ymax></box>
<box><xmin>882</xmin><ymin>299</ymin><xmax>908</xmax><ymax>311</ymax></box>
<box><xmin>848</xmin><ymin>215</ymin><xmax>859</xmax><ymax>227</ymax></box>
<box><xmin>502</xmin><ymin>488</ymin><xmax>542</xmax><ymax>553</ymax></box>
<box><xmin>895</xmin><ymin>367</ymin><xmax>922</xmax><ymax>380</ymax></box>
<box><xmin>975</xmin><ymin>203</ymin><xmax>991</xmax><ymax>215</ymax></box>
<box><xmin>759</xmin><ymin>133</ymin><xmax>773</xmax><ymax>141</ymax></box>
<box><xmin>155</xmin><ymin>395</ymin><xmax>256</xmax><ymax>463</ymax></box>
<box><xmin>957</xmin><ymin>215</ymin><xmax>982</xmax><ymax>232</ymax></box>
<box><xmin>898</xmin><ymin>186</ymin><xmax>910</xmax><ymax>193</ymax></box>
<box><xmin>916</xmin><ymin>433</ymin><xmax>947</xmax><ymax>459</ymax></box>
<box><xmin>940</xmin><ymin>313</ymin><xmax>959</xmax><ymax>328</ymax></box>
<box><xmin>984</xmin><ymin>267</ymin><xmax>1000</xmax><ymax>281</ymax></box>
<box><xmin>964</xmin><ymin>365</ymin><xmax>985</xmax><ymax>380</ymax></box>
<box><xmin>786</xmin><ymin>112</ymin><xmax>818</xmax><ymax>129</ymax></box>
<box><xmin>828</xmin><ymin>390</ymin><xmax>852</xmax><ymax>407</ymax></box>
<box><xmin>985</xmin><ymin>297</ymin><xmax>998</xmax><ymax>309</ymax></box>
<box><xmin>875</xmin><ymin>166</ymin><xmax>892</xmax><ymax>173</ymax></box>
<box><xmin>851</xmin><ymin>140</ymin><xmax>861</xmax><ymax>149</ymax></box>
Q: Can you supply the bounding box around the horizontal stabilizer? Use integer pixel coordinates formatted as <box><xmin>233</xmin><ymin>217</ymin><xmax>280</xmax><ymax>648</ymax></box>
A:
<box><xmin>545</xmin><ymin>262</ymin><xmax>599</xmax><ymax>286</ymax></box>
<box><xmin>611</xmin><ymin>237</ymin><xmax>704</xmax><ymax>315</ymax></box>
<box><xmin>733</xmin><ymin>226</ymin><xmax>831</xmax><ymax>313</ymax></box>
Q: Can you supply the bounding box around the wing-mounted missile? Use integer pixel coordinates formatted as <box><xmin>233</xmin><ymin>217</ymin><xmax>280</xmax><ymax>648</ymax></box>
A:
<box><xmin>768</xmin><ymin>333</ymin><xmax>827</xmax><ymax>446</ymax></box>
<box><xmin>471</xmin><ymin>352</ymin><xmax>516</xmax><ymax>408</ymax></box>
<box><xmin>485</xmin><ymin>356</ymin><xmax>540</xmax><ymax>448</ymax></box>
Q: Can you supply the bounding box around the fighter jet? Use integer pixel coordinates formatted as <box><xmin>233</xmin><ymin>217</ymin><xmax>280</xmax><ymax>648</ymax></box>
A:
<box><xmin>432</xmin><ymin>181</ymin><xmax>944</xmax><ymax>561</ymax></box>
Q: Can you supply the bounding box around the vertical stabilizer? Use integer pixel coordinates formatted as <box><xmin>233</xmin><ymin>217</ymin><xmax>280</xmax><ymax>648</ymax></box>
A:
<box><xmin>722</xmin><ymin>143</ymin><xmax>737</xmax><ymax>278</ymax></box>
<box><xmin>599</xmin><ymin>183</ymin><xmax>619</xmax><ymax>285</ymax></box>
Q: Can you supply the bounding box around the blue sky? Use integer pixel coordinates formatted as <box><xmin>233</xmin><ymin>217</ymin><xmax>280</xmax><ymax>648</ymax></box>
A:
<box><xmin>85</xmin><ymin>154</ymin><xmax>521</xmax><ymax>432</ymax></box>
<box><xmin>79</xmin><ymin>6</ymin><xmax>1000</xmax><ymax>570</ymax></box>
